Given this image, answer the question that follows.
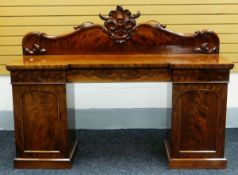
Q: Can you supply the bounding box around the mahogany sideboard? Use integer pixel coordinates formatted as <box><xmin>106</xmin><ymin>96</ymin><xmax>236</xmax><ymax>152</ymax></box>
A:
<box><xmin>6</xmin><ymin>6</ymin><xmax>234</xmax><ymax>169</ymax></box>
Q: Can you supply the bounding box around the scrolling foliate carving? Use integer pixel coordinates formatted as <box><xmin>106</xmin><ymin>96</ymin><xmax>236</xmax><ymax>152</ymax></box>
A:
<box><xmin>74</xmin><ymin>22</ymin><xmax>94</xmax><ymax>30</ymax></box>
<box><xmin>24</xmin><ymin>43</ymin><xmax>47</xmax><ymax>55</ymax></box>
<box><xmin>22</xmin><ymin>6</ymin><xmax>220</xmax><ymax>55</ymax></box>
<box><xmin>195</xmin><ymin>42</ymin><xmax>218</xmax><ymax>54</ymax></box>
<box><xmin>99</xmin><ymin>5</ymin><xmax>140</xmax><ymax>44</ymax></box>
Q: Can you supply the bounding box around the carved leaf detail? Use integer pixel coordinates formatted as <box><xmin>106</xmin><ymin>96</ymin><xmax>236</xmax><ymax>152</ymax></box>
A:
<box><xmin>74</xmin><ymin>22</ymin><xmax>94</xmax><ymax>30</ymax></box>
<box><xmin>99</xmin><ymin>5</ymin><xmax>140</xmax><ymax>44</ymax></box>
<box><xmin>155</xmin><ymin>23</ymin><xmax>167</xmax><ymax>29</ymax></box>
<box><xmin>24</xmin><ymin>44</ymin><xmax>47</xmax><ymax>55</ymax></box>
<box><xmin>195</xmin><ymin>42</ymin><xmax>217</xmax><ymax>54</ymax></box>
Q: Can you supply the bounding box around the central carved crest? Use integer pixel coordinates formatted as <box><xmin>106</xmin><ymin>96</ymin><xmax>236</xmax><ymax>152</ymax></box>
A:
<box><xmin>99</xmin><ymin>5</ymin><xmax>140</xmax><ymax>44</ymax></box>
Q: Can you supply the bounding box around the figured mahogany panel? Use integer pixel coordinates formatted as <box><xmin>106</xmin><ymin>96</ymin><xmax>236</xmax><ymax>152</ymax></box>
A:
<box><xmin>179</xmin><ymin>90</ymin><xmax>218</xmax><ymax>151</ymax></box>
<box><xmin>11</xmin><ymin>70</ymin><xmax>66</xmax><ymax>83</ymax></box>
<box><xmin>22</xmin><ymin>6</ymin><xmax>219</xmax><ymax>55</ymax></box>
<box><xmin>67</xmin><ymin>68</ymin><xmax>171</xmax><ymax>82</ymax></box>
<box><xmin>12</xmin><ymin>84</ymin><xmax>70</xmax><ymax>159</ymax></box>
<box><xmin>171</xmin><ymin>83</ymin><xmax>228</xmax><ymax>159</ymax></box>
<box><xmin>173</xmin><ymin>69</ymin><xmax>230</xmax><ymax>82</ymax></box>
<box><xmin>21</xmin><ymin>91</ymin><xmax>60</xmax><ymax>151</ymax></box>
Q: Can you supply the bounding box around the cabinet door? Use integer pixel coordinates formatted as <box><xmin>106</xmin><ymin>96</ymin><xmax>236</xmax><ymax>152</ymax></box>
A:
<box><xmin>170</xmin><ymin>83</ymin><xmax>227</xmax><ymax>158</ymax></box>
<box><xmin>12</xmin><ymin>84</ymin><xmax>69</xmax><ymax>158</ymax></box>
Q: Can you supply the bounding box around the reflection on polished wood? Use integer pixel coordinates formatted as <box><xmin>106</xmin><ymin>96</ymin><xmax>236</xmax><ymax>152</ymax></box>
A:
<box><xmin>7</xmin><ymin>54</ymin><xmax>233</xmax><ymax>70</ymax></box>
<box><xmin>6</xmin><ymin>6</ymin><xmax>234</xmax><ymax>169</ymax></box>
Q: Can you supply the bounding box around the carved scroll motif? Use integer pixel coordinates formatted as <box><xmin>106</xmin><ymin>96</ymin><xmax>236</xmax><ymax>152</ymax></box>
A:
<box><xmin>194</xmin><ymin>42</ymin><xmax>218</xmax><ymax>54</ymax></box>
<box><xmin>22</xmin><ymin>6</ymin><xmax>220</xmax><ymax>55</ymax></box>
<box><xmin>99</xmin><ymin>5</ymin><xmax>140</xmax><ymax>44</ymax></box>
<box><xmin>24</xmin><ymin>43</ymin><xmax>47</xmax><ymax>55</ymax></box>
<box><xmin>74</xmin><ymin>22</ymin><xmax>94</xmax><ymax>30</ymax></box>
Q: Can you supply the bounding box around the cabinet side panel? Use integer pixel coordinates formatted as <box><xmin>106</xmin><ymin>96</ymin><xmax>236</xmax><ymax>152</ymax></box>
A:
<box><xmin>66</xmin><ymin>83</ymin><xmax>77</xmax><ymax>152</ymax></box>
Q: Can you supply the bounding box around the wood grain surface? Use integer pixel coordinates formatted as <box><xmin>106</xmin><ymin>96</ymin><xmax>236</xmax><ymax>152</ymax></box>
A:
<box><xmin>6</xmin><ymin>5</ymin><xmax>234</xmax><ymax>169</ymax></box>
<box><xmin>6</xmin><ymin>54</ymin><xmax>234</xmax><ymax>71</ymax></box>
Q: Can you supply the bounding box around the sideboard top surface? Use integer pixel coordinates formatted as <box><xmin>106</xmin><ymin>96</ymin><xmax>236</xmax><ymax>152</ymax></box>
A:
<box><xmin>6</xmin><ymin>54</ymin><xmax>234</xmax><ymax>71</ymax></box>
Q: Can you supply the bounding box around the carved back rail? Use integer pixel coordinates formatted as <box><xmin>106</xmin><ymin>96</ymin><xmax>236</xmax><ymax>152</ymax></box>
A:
<box><xmin>22</xmin><ymin>5</ymin><xmax>219</xmax><ymax>55</ymax></box>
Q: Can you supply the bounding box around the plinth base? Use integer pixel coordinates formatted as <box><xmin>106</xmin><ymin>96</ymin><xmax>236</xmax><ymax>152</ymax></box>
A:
<box><xmin>14</xmin><ymin>140</ymin><xmax>78</xmax><ymax>169</ymax></box>
<box><xmin>164</xmin><ymin>140</ymin><xmax>227</xmax><ymax>169</ymax></box>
